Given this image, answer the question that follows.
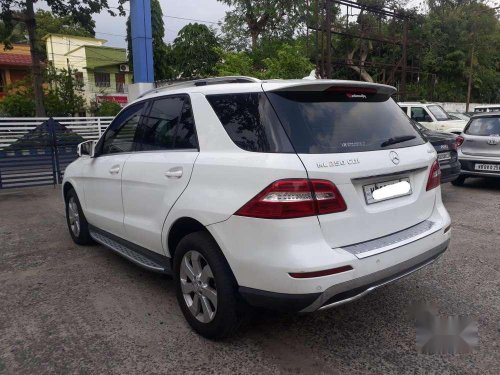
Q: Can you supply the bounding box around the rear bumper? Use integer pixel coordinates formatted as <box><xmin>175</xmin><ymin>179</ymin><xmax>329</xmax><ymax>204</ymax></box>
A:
<box><xmin>440</xmin><ymin>160</ymin><xmax>461</xmax><ymax>183</ymax></box>
<box><xmin>458</xmin><ymin>157</ymin><xmax>500</xmax><ymax>178</ymax></box>
<box><xmin>239</xmin><ymin>239</ymin><xmax>449</xmax><ymax>312</ymax></box>
<box><xmin>208</xmin><ymin>193</ymin><xmax>451</xmax><ymax>311</ymax></box>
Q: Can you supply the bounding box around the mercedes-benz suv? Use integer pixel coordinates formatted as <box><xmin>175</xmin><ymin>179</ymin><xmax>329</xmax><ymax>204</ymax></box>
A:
<box><xmin>63</xmin><ymin>77</ymin><xmax>451</xmax><ymax>339</ymax></box>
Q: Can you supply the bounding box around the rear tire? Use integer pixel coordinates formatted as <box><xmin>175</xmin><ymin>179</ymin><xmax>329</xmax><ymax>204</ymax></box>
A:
<box><xmin>173</xmin><ymin>231</ymin><xmax>246</xmax><ymax>339</ymax></box>
<box><xmin>451</xmin><ymin>175</ymin><xmax>466</xmax><ymax>186</ymax></box>
<box><xmin>65</xmin><ymin>188</ymin><xmax>93</xmax><ymax>245</ymax></box>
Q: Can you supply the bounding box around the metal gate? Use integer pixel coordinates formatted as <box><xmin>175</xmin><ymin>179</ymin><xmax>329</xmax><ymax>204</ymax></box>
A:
<box><xmin>0</xmin><ymin>118</ymin><xmax>84</xmax><ymax>189</ymax></box>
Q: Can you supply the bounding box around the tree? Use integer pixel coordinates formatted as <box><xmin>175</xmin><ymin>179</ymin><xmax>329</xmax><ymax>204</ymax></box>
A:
<box><xmin>94</xmin><ymin>101</ymin><xmax>122</xmax><ymax>116</ymax></box>
<box><xmin>0</xmin><ymin>1</ymin><xmax>126</xmax><ymax>116</ymax></box>
<box><xmin>262</xmin><ymin>43</ymin><xmax>314</xmax><ymax>79</ymax></box>
<box><xmin>172</xmin><ymin>23</ymin><xmax>220</xmax><ymax>78</ymax></box>
<box><xmin>216</xmin><ymin>50</ymin><xmax>257</xmax><ymax>77</ymax></box>
<box><xmin>218</xmin><ymin>0</ymin><xmax>306</xmax><ymax>51</ymax></box>
<box><xmin>44</xmin><ymin>67</ymin><xmax>87</xmax><ymax>116</ymax></box>
<box><xmin>126</xmin><ymin>0</ymin><xmax>172</xmax><ymax>81</ymax></box>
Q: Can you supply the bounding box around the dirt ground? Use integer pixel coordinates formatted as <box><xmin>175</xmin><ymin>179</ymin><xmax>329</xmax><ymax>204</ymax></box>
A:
<box><xmin>0</xmin><ymin>179</ymin><xmax>499</xmax><ymax>375</ymax></box>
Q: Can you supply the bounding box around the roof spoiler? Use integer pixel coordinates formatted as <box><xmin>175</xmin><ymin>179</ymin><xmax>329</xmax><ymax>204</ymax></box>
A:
<box><xmin>263</xmin><ymin>80</ymin><xmax>396</xmax><ymax>96</ymax></box>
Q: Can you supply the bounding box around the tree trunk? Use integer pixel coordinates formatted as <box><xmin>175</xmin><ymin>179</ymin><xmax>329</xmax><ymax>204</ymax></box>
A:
<box><xmin>250</xmin><ymin>31</ymin><xmax>258</xmax><ymax>51</ymax></box>
<box><xmin>26</xmin><ymin>0</ymin><xmax>46</xmax><ymax>116</ymax></box>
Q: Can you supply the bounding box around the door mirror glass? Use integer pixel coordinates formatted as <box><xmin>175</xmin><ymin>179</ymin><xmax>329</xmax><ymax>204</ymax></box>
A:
<box><xmin>78</xmin><ymin>140</ymin><xmax>96</xmax><ymax>157</ymax></box>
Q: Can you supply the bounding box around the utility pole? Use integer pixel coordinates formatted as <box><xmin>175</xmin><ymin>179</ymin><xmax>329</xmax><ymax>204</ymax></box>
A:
<box><xmin>26</xmin><ymin>0</ymin><xmax>46</xmax><ymax>116</ymax></box>
<box><xmin>466</xmin><ymin>42</ymin><xmax>475</xmax><ymax>112</ymax></box>
<box><xmin>129</xmin><ymin>0</ymin><xmax>155</xmax><ymax>99</ymax></box>
<box><xmin>401</xmin><ymin>19</ymin><xmax>408</xmax><ymax>101</ymax></box>
<box><xmin>325</xmin><ymin>0</ymin><xmax>332</xmax><ymax>79</ymax></box>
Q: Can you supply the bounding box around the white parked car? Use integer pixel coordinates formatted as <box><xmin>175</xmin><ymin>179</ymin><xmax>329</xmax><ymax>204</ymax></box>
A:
<box><xmin>64</xmin><ymin>77</ymin><xmax>451</xmax><ymax>338</ymax></box>
<box><xmin>399</xmin><ymin>102</ymin><xmax>467</xmax><ymax>134</ymax></box>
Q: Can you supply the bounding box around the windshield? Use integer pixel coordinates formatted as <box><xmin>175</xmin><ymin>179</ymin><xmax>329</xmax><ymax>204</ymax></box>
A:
<box><xmin>465</xmin><ymin>117</ymin><xmax>500</xmax><ymax>136</ymax></box>
<box><xmin>266</xmin><ymin>91</ymin><xmax>425</xmax><ymax>154</ymax></box>
<box><xmin>427</xmin><ymin>105</ymin><xmax>452</xmax><ymax>121</ymax></box>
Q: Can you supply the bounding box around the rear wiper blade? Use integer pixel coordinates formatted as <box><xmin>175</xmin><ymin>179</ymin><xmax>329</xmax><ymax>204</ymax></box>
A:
<box><xmin>381</xmin><ymin>135</ymin><xmax>416</xmax><ymax>147</ymax></box>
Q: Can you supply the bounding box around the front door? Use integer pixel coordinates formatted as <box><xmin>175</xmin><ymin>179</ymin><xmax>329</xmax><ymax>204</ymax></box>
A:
<box><xmin>82</xmin><ymin>101</ymin><xmax>146</xmax><ymax>236</ymax></box>
<box><xmin>410</xmin><ymin>106</ymin><xmax>436</xmax><ymax>131</ymax></box>
<box><xmin>121</xmin><ymin>95</ymin><xmax>199</xmax><ymax>254</ymax></box>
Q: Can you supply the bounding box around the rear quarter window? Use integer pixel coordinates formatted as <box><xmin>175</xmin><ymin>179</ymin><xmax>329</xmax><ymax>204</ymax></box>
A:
<box><xmin>206</xmin><ymin>93</ymin><xmax>294</xmax><ymax>153</ymax></box>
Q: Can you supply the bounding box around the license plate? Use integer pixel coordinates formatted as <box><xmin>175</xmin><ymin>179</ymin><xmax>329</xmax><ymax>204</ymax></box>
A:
<box><xmin>438</xmin><ymin>152</ymin><xmax>451</xmax><ymax>162</ymax></box>
<box><xmin>363</xmin><ymin>177</ymin><xmax>412</xmax><ymax>204</ymax></box>
<box><xmin>475</xmin><ymin>163</ymin><xmax>500</xmax><ymax>172</ymax></box>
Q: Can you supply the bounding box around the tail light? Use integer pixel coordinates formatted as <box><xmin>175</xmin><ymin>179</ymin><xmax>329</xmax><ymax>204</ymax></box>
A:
<box><xmin>235</xmin><ymin>179</ymin><xmax>346</xmax><ymax>219</ymax></box>
<box><xmin>426</xmin><ymin>160</ymin><xmax>441</xmax><ymax>191</ymax></box>
<box><xmin>453</xmin><ymin>135</ymin><xmax>464</xmax><ymax>149</ymax></box>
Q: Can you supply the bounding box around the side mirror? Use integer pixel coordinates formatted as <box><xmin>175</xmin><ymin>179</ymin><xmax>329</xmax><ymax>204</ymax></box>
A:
<box><xmin>77</xmin><ymin>140</ymin><xmax>96</xmax><ymax>157</ymax></box>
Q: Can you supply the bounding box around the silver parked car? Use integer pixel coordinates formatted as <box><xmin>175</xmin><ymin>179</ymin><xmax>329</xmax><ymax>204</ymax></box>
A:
<box><xmin>453</xmin><ymin>113</ymin><xmax>500</xmax><ymax>186</ymax></box>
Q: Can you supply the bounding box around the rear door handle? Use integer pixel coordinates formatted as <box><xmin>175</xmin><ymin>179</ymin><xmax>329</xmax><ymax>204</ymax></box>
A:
<box><xmin>109</xmin><ymin>165</ymin><xmax>120</xmax><ymax>174</ymax></box>
<box><xmin>165</xmin><ymin>167</ymin><xmax>183</xmax><ymax>179</ymax></box>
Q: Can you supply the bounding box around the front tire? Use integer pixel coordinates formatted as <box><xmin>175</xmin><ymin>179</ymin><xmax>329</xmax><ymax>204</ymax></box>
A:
<box><xmin>65</xmin><ymin>188</ymin><xmax>93</xmax><ymax>245</ymax></box>
<box><xmin>173</xmin><ymin>231</ymin><xmax>245</xmax><ymax>339</ymax></box>
<box><xmin>451</xmin><ymin>175</ymin><xmax>466</xmax><ymax>186</ymax></box>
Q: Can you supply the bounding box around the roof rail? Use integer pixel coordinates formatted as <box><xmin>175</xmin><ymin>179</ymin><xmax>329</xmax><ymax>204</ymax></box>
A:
<box><xmin>137</xmin><ymin>76</ymin><xmax>261</xmax><ymax>99</ymax></box>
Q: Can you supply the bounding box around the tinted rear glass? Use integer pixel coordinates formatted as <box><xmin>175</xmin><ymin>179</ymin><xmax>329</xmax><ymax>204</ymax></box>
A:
<box><xmin>267</xmin><ymin>91</ymin><xmax>425</xmax><ymax>154</ymax></box>
<box><xmin>206</xmin><ymin>93</ymin><xmax>294</xmax><ymax>153</ymax></box>
<box><xmin>465</xmin><ymin>117</ymin><xmax>500</xmax><ymax>136</ymax></box>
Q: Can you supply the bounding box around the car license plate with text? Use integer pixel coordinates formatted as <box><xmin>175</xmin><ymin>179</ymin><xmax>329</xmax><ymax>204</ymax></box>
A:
<box><xmin>475</xmin><ymin>163</ymin><xmax>500</xmax><ymax>172</ymax></box>
<box><xmin>363</xmin><ymin>177</ymin><xmax>412</xmax><ymax>204</ymax></box>
<box><xmin>437</xmin><ymin>152</ymin><xmax>451</xmax><ymax>162</ymax></box>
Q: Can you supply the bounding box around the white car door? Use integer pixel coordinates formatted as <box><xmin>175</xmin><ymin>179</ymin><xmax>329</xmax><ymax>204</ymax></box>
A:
<box><xmin>410</xmin><ymin>106</ymin><xmax>437</xmax><ymax>131</ymax></box>
<box><xmin>121</xmin><ymin>95</ymin><xmax>199</xmax><ymax>254</ymax></box>
<box><xmin>82</xmin><ymin>101</ymin><xmax>146</xmax><ymax>237</ymax></box>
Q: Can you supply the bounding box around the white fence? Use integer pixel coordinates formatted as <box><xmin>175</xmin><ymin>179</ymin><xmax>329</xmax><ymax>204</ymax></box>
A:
<box><xmin>0</xmin><ymin>116</ymin><xmax>113</xmax><ymax>149</ymax></box>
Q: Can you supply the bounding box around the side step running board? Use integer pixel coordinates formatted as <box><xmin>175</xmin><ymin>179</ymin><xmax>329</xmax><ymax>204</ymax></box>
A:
<box><xmin>89</xmin><ymin>229</ymin><xmax>171</xmax><ymax>274</ymax></box>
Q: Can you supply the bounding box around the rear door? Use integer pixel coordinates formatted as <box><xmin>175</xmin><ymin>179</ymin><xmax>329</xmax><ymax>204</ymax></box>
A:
<box><xmin>121</xmin><ymin>95</ymin><xmax>199</xmax><ymax>253</ymax></box>
<box><xmin>461</xmin><ymin>116</ymin><xmax>500</xmax><ymax>158</ymax></box>
<box><xmin>263</xmin><ymin>83</ymin><xmax>436</xmax><ymax>248</ymax></box>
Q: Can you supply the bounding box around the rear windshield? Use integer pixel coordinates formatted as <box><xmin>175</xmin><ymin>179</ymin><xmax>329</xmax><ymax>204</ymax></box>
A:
<box><xmin>465</xmin><ymin>117</ymin><xmax>500</xmax><ymax>136</ymax></box>
<box><xmin>267</xmin><ymin>91</ymin><xmax>425</xmax><ymax>154</ymax></box>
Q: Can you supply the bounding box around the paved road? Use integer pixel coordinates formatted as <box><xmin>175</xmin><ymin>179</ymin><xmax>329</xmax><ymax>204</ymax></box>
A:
<box><xmin>0</xmin><ymin>180</ymin><xmax>498</xmax><ymax>374</ymax></box>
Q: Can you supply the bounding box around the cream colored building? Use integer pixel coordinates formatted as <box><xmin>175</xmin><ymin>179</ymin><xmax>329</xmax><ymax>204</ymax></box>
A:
<box><xmin>44</xmin><ymin>34</ymin><xmax>132</xmax><ymax>111</ymax></box>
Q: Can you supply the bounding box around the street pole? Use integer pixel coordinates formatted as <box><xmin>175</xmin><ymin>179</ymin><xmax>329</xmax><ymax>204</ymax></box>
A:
<box><xmin>129</xmin><ymin>0</ymin><xmax>154</xmax><ymax>100</ymax></box>
<box><xmin>401</xmin><ymin>19</ymin><xmax>408</xmax><ymax>101</ymax></box>
<box><xmin>325</xmin><ymin>0</ymin><xmax>332</xmax><ymax>79</ymax></box>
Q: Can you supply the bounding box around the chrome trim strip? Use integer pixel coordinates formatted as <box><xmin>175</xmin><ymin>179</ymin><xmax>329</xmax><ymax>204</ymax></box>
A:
<box><xmin>341</xmin><ymin>220</ymin><xmax>439</xmax><ymax>258</ymax></box>
<box><xmin>90</xmin><ymin>230</ymin><xmax>166</xmax><ymax>272</ymax></box>
<box><xmin>350</xmin><ymin>167</ymin><xmax>427</xmax><ymax>182</ymax></box>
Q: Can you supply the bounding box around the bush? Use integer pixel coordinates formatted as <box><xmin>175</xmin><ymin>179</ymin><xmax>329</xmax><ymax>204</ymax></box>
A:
<box><xmin>95</xmin><ymin>101</ymin><xmax>122</xmax><ymax>116</ymax></box>
<box><xmin>0</xmin><ymin>91</ymin><xmax>35</xmax><ymax>116</ymax></box>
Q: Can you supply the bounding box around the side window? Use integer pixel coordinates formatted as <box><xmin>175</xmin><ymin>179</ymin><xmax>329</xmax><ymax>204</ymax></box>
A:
<box><xmin>174</xmin><ymin>98</ymin><xmax>198</xmax><ymax>149</ymax></box>
<box><xmin>101</xmin><ymin>102</ymin><xmax>144</xmax><ymax>154</ymax></box>
<box><xmin>138</xmin><ymin>97</ymin><xmax>184</xmax><ymax>151</ymax></box>
<box><xmin>400</xmin><ymin>106</ymin><xmax>408</xmax><ymax>114</ymax></box>
<box><xmin>411</xmin><ymin>107</ymin><xmax>433</xmax><ymax>122</ymax></box>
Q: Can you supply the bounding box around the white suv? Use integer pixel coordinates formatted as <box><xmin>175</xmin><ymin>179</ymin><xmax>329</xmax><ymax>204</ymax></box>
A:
<box><xmin>399</xmin><ymin>102</ymin><xmax>467</xmax><ymax>134</ymax></box>
<box><xmin>64</xmin><ymin>77</ymin><xmax>451</xmax><ymax>338</ymax></box>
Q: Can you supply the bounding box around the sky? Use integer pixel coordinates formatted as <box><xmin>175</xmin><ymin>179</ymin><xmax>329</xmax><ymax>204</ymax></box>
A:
<box><xmin>92</xmin><ymin>0</ymin><xmax>229</xmax><ymax>48</ymax></box>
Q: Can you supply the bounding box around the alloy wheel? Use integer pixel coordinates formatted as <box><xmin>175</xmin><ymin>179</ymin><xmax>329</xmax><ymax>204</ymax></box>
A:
<box><xmin>180</xmin><ymin>250</ymin><xmax>218</xmax><ymax>323</ymax></box>
<box><xmin>68</xmin><ymin>197</ymin><xmax>81</xmax><ymax>237</ymax></box>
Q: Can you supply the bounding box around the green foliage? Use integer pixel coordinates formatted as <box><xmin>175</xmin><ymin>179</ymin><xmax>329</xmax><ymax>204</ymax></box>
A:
<box><xmin>216</xmin><ymin>50</ymin><xmax>257</xmax><ymax>77</ymax></box>
<box><xmin>0</xmin><ymin>90</ymin><xmax>35</xmax><ymax>116</ymax></box>
<box><xmin>172</xmin><ymin>23</ymin><xmax>220</xmax><ymax>78</ymax></box>
<box><xmin>44</xmin><ymin>67</ymin><xmax>87</xmax><ymax>116</ymax></box>
<box><xmin>94</xmin><ymin>101</ymin><xmax>122</xmax><ymax>116</ymax></box>
<box><xmin>262</xmin><ymin>44</ymin><xmax>314</xmax><ymax>79</ymax></box>
<box><xmin>218</xmin><ymin>0</ymin><xmax>307</xmax><ymax>51</ymax></box>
